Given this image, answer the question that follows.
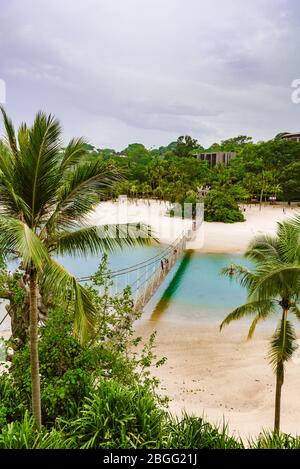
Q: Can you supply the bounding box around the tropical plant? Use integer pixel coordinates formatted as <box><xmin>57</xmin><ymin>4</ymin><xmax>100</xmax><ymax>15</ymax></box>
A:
<box><xmin>0</xmin><ymin>107</ymin><xmax>152</xmax><ymax>428</ymax></box>
<box><xmin>220</xmin><ymin>219</ymin><xmax>300</xmax><ymax>432</ymax></box>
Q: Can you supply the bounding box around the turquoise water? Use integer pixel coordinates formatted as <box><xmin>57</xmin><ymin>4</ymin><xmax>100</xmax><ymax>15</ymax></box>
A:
<box><xmin>57</xmin><ymin>245</ymin><xmax>163</xmax><ymax>281</ymax></box>
<box><xmin>144</xmin><ymin>251</ymin><xmax>251</xmax><ymax>323</ymax></box>
<box><xmin>59</xmin><ymin>248</ymin><xmax>250</xmax><ymax>324</ymax></box>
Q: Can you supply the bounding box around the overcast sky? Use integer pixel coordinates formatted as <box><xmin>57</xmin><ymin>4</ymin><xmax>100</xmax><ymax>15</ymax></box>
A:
<box><xmin>0</xmin><ymin>0</ymin><xmax>299</xmax><ymax>149</ymax></box>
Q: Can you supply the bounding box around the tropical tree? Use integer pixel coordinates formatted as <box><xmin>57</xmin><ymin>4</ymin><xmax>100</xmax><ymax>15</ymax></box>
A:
<box><xmin>0</xmin><ymin>108</ymin><xmax>152</xmax><ymax>428</ymax></box>
<box><xmin>220</xmin><ymin>219</ymin><xmax>300</xmax><ymax>433</ymax></box>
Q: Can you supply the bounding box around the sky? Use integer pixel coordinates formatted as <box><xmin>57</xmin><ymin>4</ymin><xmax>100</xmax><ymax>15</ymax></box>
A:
<box><xmin>0</xmin><ymin>0</ymin><xmax>300</xmax><ymax>150</ymax></box>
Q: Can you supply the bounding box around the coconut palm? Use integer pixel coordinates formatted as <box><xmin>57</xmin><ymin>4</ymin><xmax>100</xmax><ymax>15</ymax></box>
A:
<box><xmin>0</xmin><ymin>107</ymin><xmax>152</xmax><ymax>428</ymax></box>
<box><xmin>220</xmin><ymin>219</ymin><xmax>300</xmax><ymax>433</ymax></box>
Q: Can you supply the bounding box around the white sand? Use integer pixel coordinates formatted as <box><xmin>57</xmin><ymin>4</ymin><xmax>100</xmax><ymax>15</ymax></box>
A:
<box><xmin>88</xmin><ymin>198</ymin><xmax>194</xmax><ymax>245</ymax></box>
<box><xmin>198</xmin><ymin>204</ymin><xmax>298</xmax><ymax>254</ymax></box>
<box><xmin>137</xmin><ymin>320</ymin><xmax>300</xmax><ymax>441</ymax></box>
<box><xmin>133</xmin><ymin>202</ymin><xmax>300</xmax><ymax>440</ymax></box>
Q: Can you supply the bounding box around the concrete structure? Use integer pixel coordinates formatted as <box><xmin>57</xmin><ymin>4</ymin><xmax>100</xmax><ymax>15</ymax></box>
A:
<box><xmin>196</xmin><ymin>152</ymin><xmax>236</xmax><ymax>167</ymax></box>
<box><xmin>282</xmin><ymin>132</ymin><xmax>300</xmax><ymax>142</ymax></box>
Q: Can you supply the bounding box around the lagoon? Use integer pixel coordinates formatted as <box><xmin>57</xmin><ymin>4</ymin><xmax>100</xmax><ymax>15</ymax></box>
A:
<box><xmin>60</xmin><ymin>248</ymin><xmax>250</xmax><ymax>324</ymax></box>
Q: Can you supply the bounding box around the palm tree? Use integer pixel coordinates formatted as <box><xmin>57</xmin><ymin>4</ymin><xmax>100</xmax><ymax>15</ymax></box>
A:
<box><xmin>220</xmin><ymin>219</ymin><xmax>300</xmax><ymax>433</ymax></box>
<box><xmin>0</xmin><ymin>108</ymin><xmax>152</xmax><ymax>428</ymax></box>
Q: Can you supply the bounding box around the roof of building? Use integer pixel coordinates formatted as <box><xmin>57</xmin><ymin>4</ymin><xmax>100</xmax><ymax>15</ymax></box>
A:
<box><xmin>282</xmin><ymin>132</ymin><xmax>300</xmax><ymax>138</ymax></box>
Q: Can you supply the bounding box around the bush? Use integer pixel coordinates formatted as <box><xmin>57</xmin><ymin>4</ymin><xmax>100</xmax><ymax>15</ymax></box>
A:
<box><xmin>0</xmin><ymin>374</ymin><xmax>27</xmax><ymax>428</ymax></box>
<box><xmin>0</xmin><ymin>258</ymin><xmax>165</xmax><ymax>428</ymax></box>
<box><xmin>204</xmin><ymin>189</ymin><xmax>244</xmax><ymax>223</ymax></box>
<box><xmin>250</xmin><ymin>431</ymin><xmax>300</xmax><ymax>449</ymax></box>
<box><xmin>62</xmin><ymin>380</ymin><xmax>167</xmax><ymax>449</ymax></box>
<box><xmin>8</xmin><ymin>307</ymin><xmax>95</xmax><ymax>426</ymax></box>
<box><xmin>164</xmin><ymin>414</ymin><xmax>242</xmax><ymax>449</ymax></box>
<box><xmin>0</xmin><ymin>412</ymin><xmax>40</xmax><ymax>449</ymax></box>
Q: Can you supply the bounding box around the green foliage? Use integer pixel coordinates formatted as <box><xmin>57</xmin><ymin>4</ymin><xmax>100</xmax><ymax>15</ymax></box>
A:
<box><xmin>0</xmin><ymin>375</ymin><xmax>27</xmax><ymax>427</ymax></box>
<box><xmin>0</xmin><ymin>256</ymin><xmax>166</xmax><ymax>428</ymax></box>
<box><xmin>0</xmin><ymin>412</ymin><xmax>40</xmax><ymax>449</ymax></box>
<box><xmin>62</xmin><ymin>380</ymin><xmax>166</xmax><ymax>449</ymax></box>
<box><xmin>251</xmin><ymin>431</ymin><xmax>300</xmax><ymax>449</ymax></box>
<box><xmin>164</xmin><ymin>414</ymin><xmax>242</xmax><ymax>449</ymax></box>
<box><xmin>204</xmin><ymin>188</ymin><xmax>244</xmax><ymax>223</ymax></box>
<box><xmin>2</xmin><ymin>409</ymin><xmax>300</xmax><ymax>449</ymax></box>
<box><xmin>173</xmin><ymin>135</ymin><xmax>203</xmax><ymax>158</ymax></box>
<box><xmin>97</xmin><ymin>133</ymin><xmax>300</xmax><ymax>222</ymax></box>
<box><xmin>7</xmin><ymin>307</ymin><xmax>94</xmax><ymax>426</ymax></box>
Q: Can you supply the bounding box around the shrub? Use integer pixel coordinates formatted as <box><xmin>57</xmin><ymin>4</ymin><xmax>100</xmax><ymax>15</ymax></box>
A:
<box><xmin>164</xmin><ymin>414</ymin><xmax>242</xmax><ymax>449</ymax></box>
<box><xmin>0</xmin><ymin>412</ymin><xmax>40</xmax><ymax>449</ymax></box>
<box><xmin>62</xmin><ymin>380</ymin><xmax>167</xmax><ymax>449</ymax></box>
<box><xmin>0</xmin><ymin>374</ymin><xmax>27</xmax><ymax>428</ymax></box>
<box><xmin>250</xmin><ymin>431</ymin><xmax>300</xmax><ymax>449</ymax></box>
<box><xmin>204</xmin><ymin>189</ymin><xmax>244</xmax><ymax>223</ymax></box>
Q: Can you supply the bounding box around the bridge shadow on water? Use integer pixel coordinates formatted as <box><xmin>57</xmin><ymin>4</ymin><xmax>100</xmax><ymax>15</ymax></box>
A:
<box><xmin>150</xmin><ymin>249</ymin><xmax>194</xmax><ymax>322</ymax></box>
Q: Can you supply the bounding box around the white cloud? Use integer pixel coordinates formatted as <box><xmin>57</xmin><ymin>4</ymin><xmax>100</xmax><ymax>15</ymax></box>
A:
<box><xmin>0</xmin><ymin>0</ymin><xmax>299</xmax><ymax>149</ymax></box>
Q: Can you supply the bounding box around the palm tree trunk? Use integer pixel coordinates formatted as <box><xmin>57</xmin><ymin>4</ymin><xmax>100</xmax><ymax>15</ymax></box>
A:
<box><xmin>274</xmin><ymin>307</ymin><xmax>288</xmax><ymax>433</ymax></box>
<box><xmin>29</xmin><ymin>268</ymin><xmax>42</xmax><ymax>429</ymax></box>
<box><xmin>259</xmin><ymin>188</ymin><xmax>264</xmax><ymax>211</ymax></box>
<box><xmin>274</xmin><ymin>361</ymin><xmax>283</xmax><ymax>433</ymax></box>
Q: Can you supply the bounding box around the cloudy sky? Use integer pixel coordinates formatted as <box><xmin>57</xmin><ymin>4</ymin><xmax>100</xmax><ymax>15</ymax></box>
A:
<box><xmin>0</xmin><ymin>0</ymin><xmax>299</xmax><ymax>149</ymax></box>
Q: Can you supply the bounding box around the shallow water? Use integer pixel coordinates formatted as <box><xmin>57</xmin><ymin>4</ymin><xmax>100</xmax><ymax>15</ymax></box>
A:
<box><xmin>1</xmin><ymin>247</ymin><xmax>279</xmax><ymax>330</ymax></box>
<box><xmin>144</xmin><ymin>251</ymin><xmax>251</xmax><ymax>323</ymax></box>
<box><xmin>59</xmin><ymin>248</ymin><xmax>251</xmax><ymax>324</ymax></box>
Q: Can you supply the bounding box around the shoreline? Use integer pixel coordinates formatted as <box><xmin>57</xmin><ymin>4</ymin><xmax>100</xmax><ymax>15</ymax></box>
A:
<box><xmin>1</xmin><ymin>200</ymin><xmax>300</xmax><ymax>438</ymax></box>
<box><xmin>136</xmin><ymin>319</ymin><xmax>300</xmax><ymax>440</ymax></box>
<box><xmin>134</xmin><ymin>201</ymin><xmax>300</xmax><ymax>439</ymax></box>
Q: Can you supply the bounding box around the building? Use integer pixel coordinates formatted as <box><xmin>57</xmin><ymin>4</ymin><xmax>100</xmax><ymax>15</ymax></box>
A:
<box><xmin>196</xmin><ymin>152</ymin><xmax>236</xmax><ymax>167</ymax></box>
<box><xmin>281</xmin><ymin>132</ymin><xmax>300</xmax><ymax>142</ymax></box>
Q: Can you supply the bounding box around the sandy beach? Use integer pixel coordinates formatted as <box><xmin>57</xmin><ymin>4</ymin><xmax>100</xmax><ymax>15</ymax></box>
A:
<box><xmin>133</xmin><ymin>202</ymin><xmax>300</xmax><ymax>440</ymax></box>
<box><xmin>1</xmin><ymin>200</ymin><xmax>300</xmax><ymax>440</ymax></box>
<box><xmin>137</xmin><ymin>320</ymin><xmax>300</xmax><ymax>441</ymax></box>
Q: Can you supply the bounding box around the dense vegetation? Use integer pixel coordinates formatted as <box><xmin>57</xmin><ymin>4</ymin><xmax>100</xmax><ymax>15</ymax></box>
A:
<box><xmin>1</xmin><ymin>109</ymin><xmax>300</xmax><ymax>450</ymax></box>
<box><xmin>83</xmin><ymin>134</ymin><xmax>300</xmax><ymax>223</ymax></box>
<box><xmin>1</xmin><ymin>259</ymin><xmax>300</xmax><ymax>449</ymax></box>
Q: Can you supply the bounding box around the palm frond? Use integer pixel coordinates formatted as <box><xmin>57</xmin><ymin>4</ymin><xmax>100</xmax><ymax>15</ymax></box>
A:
<box><xmin>41</xmin><ymin>259</ymin><xmax>96</xmax><ymax>343</ymax></box>
<box><xmin>17</xmin><ymin>112</ymin><xmax>62</xmax><ymax>226</ymax></box>
<box><xmin>268</xmin><ymin>318</ymin><xmax>297</xmax><ymax>373</ymax></box>
<box><xmin>250</xmin><ymin>263</ymin><xmax>300</xmax><ymax>301</ymax></box>
<box><xmin>247</xmin><ymin>304</ymin><xmax>273</xmax><ymax>339</ymax></box>
<box><xmin>221</xmin><ymin>264</ymin><xmax>257</xmax><ymax>291</ymax></box>
<box><xmin>52</xmin><ymin>223</ymin><xmax>155</xmax><ymax>257</ymax></box>
<box><xmin>220</xmin><ymin>299</ymin><xmax>275</xmax><ymax>331</ymax></box>
<box><xmin>245</xmin><ymin>234</ymin><xmax>280</xmax><ymax>264</ymax></box>
<box><xmin>0</xmin><ymin>216</ymin><xmax>49</xmax><ymax>269</ymax></box>
<box><xmin>47</xmin><ymin>161</ymin><xmax>120</xmax><ymax>230</ymax></box>
<box><xmin>60</xmin><ymin>137</ymin><xmax>89</xmax><ymax>171</ymax></box>
<box><xmin>283</xmin><ymin>216</ymin><xmax>300</xmax><ymax>262</ymax></box>
<box><xmin>0</xmin><ymin>106</ymin><xmax>18</xmax><ymax>157</ymax></box>
<box><xmin>0</xmin><ymin>176</ymin><xmax>31</xmax><ymax>219</ymax></box>
<box><xmin>290</xmin><ymin>304</ymin><xmax>300</xmax><ymax>323</ymax></box>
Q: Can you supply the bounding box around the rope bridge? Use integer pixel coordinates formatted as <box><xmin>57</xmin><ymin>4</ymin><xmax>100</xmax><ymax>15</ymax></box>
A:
<box><xmin>79</xmin><ymin>228</ymin><xmax>192</xmax><ymax>311</ymax></box>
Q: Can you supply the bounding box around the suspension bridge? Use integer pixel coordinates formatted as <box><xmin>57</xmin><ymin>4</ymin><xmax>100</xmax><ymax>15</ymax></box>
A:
<box><xmin>79</xmin><ymin>216</ymin><xmax>202</xmax><ymax>312</ymax></box>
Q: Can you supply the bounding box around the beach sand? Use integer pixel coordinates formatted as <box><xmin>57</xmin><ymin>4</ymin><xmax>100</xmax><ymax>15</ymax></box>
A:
<box><xmin>134</xmin><ymin>203</ymin><xmax>300</xmax><ymax>440</ymax></box>
<box><xmin>137</xmin><ymin>320</ymin><xmax>300</xmax><ymax>441</ymax></box>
